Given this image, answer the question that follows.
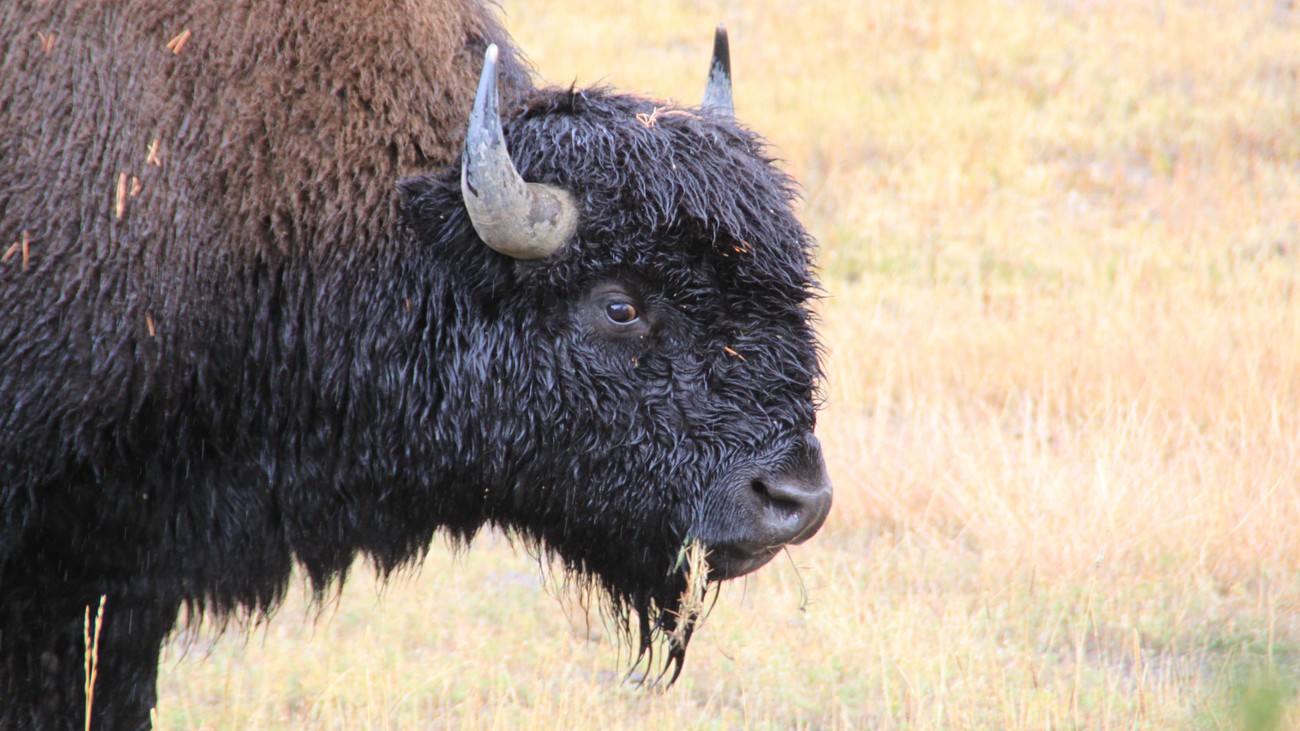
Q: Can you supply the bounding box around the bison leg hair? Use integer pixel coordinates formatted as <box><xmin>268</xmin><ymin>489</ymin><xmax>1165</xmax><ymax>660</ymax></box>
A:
<box><xmin>0</xmin><ymin>573</ymin><xmax>178</xmax><ymax>731</ymax></box>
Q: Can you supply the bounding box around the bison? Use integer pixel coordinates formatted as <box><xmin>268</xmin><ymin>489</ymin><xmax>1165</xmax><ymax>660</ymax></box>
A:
<box><xmin>0</xmin><ymin>1</ymin><xmax>831</xmax><ymax>728</ymax></box>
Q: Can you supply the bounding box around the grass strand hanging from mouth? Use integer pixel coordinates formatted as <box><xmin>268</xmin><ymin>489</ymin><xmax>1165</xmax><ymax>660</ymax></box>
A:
<box><xmin>668</xmin><ymin>538</ymin><xmax>709</xmax><ymax>652</ymax></box>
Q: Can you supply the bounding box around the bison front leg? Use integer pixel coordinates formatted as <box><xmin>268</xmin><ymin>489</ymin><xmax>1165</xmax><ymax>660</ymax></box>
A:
<box><xmin>0</xmin><ymin>577</ymin><xmax>179</xmax><ymax>731</ymax></box>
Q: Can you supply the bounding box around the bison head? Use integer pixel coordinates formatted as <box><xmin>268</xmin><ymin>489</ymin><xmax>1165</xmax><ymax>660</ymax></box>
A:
<box><xmin>398</xmin><ymin>31</ymin><xmax>830</xmax><ymax>678</ymax></box>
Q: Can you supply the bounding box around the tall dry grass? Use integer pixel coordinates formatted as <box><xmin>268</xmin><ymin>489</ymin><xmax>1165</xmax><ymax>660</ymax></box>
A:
<box><xmin>155</xmin><ymin>0</ymin><xmax>1299</xmax><ymax>728</ymax></box>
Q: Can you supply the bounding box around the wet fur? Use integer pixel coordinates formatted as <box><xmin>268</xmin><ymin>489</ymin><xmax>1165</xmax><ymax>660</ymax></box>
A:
<box><xmin>0</xmin><ymin>2</ymin><xmax>821</xmax><ymax>729</ymax></box>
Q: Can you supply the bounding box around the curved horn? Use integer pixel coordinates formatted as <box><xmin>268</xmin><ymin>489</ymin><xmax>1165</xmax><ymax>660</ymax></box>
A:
<box><xmin>462</xmin><ymin>45</ymin><xmax>577</xmax><ymax>260</ymax></box>
<box><xmin>701</xmin><ymin>25</ymin><xmax>734</xmax><ymax>117</ymax></box>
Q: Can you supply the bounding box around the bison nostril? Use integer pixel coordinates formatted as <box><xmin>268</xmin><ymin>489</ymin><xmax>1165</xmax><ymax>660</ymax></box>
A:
<box><xmin>749</xmin><ymin>477</ymin><xmax>802</xmax><ymax>516</ymax></box>
<box><xmin>741</xmin><ymin>469</ymin><xmax>832</xmax><ymax>545</ymax></box>
<box><xmin>748</xmin><ymin>476</ymin><xmax>774</xmax><ymax>496</ymax></box>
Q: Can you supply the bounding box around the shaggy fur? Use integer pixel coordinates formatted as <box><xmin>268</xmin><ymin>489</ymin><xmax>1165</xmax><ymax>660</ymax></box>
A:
<box><xmin>0</xmin><ymin>2</ymin><xmax>824</xmax><ymax>729</ymax></box>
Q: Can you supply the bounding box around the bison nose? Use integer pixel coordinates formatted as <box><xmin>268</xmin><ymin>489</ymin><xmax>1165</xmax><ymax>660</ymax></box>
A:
<box><xmin>746</xmin><ymin>462</ymin><xmax>832</xmax><ymax>547</ymax></box>
<box><xmin>701</xmin><ymin>434</ymin><xmax>832</xmax><ymax>580</ymax></box>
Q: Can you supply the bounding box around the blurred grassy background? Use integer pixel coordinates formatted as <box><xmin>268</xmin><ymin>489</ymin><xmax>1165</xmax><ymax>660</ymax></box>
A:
<box><xmin>155</xmin><ymin>0</ymin><xmax>1300</xmax><ymax>728</ymax></box>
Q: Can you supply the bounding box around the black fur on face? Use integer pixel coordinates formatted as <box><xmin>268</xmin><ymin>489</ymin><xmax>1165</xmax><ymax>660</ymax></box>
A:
<box><xmin>400</xmin><ymin>88</ymin><xmax>824</xmax><ymax>679</ymax></box>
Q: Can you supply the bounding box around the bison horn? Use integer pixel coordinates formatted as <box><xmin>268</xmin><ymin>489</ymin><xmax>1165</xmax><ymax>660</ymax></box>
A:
<box><xmin>462</xmin><ymin>44</ymin><xmax>577</xmax><ymax>260</ymax></box>
<box><xmin>701</xmin><ymin>25</ymin><xmax>734</xmax><ymax>117</ymax></box>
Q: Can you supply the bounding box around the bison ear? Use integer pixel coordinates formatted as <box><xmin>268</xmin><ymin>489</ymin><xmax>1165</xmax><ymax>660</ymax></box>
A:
<box><xmin>461</xmin><ymin>44</ymin><xmax>578</xmax><ymax>260</ymax></box>
<box><xmin>397</xmin><ymin>175</ymin><xmax>433</xmax><ymax>212</ymax></box>
<box><xmin>701</xmin><ymin>25</ymin><xmax>734</xmax><ymax>117</ymax></box>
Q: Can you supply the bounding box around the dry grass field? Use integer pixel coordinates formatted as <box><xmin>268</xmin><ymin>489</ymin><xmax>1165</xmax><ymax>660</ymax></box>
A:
<box><xmin>154</xmin><ymin>0</ymin><xmax>1300</xmax><ymax>728</ymax></box>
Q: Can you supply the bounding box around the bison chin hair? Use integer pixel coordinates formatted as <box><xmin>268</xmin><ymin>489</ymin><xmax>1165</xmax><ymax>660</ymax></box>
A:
<box><xmin>514</xmin><ymin>534</ymin><xmax>720</xmax><ymax>687</ymax></box>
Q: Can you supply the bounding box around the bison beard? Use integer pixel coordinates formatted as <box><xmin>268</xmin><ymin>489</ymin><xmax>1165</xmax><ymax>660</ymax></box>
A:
<box><xmin>0</xmin><ymin>3</ymin><xmax>829</xmax><ymax>729</ymax></box>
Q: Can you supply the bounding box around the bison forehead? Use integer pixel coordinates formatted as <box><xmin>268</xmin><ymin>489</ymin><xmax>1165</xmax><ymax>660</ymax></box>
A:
<box><xmin>501</xmin><ymin>88</ymin><xmax>817</xmax><ymax>299</ymax></box>
<box><xmin>512</xmin><ymin>92</ymin><xmax>800</xmax><ymax>228</ymax></box>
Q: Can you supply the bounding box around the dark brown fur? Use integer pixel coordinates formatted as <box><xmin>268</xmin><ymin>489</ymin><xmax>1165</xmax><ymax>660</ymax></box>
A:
<box><xmin>1</xmin><ymin>0</ymin><xmax>528</xmax><ymax>264</ymax></box>
<box><xmin>0</xmin><ymin>0</ymin><xmax>530</xmax><ymax>540</ymax></box>
<box><xmin>1</xmin><ymin>2</ymin><xmax>529</xmax><ymax>727</ymax></box>
<box><xmin>1</xmin><ymin>3</ymin><xmax>830</xmax><ymax>729</ymax></box>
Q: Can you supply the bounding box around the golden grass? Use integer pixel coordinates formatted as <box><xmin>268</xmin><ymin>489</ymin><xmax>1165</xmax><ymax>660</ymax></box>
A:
<box><xmin>668</xmin><ymin>539</ymin><xmax>711</xmax><ymax>655</ymax></box>
<box><xmin>84</xmin><ymin>595</ymin><xmax>106</xmax><ymax>731</ymax></box>
<box><xmin>156</xmin><ymin>0</ymin><xmax>1299</xmax><ymax>727</ymax></box>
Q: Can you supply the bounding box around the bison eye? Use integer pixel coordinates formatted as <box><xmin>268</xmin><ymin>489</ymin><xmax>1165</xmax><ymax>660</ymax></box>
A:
<box><xmin>585</xmin><ymin>284</ymin><xmax>651</xmax><ymax>339</ymax></box>
<box><xmin>605</xmin><ymin>302</ymin><xmax>639</xmax><ymax>325</ymax></box>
